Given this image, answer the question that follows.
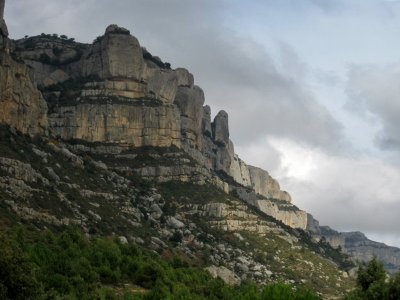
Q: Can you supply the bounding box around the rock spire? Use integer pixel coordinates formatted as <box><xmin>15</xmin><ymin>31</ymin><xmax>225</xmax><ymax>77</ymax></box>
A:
<box><xmin>0</xmin><ymin>0</ymin><xmax>8</xmax><ymax>37</ymax></box>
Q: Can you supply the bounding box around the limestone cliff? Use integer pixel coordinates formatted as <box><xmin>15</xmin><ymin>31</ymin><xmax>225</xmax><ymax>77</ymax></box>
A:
<box><xmin>0</xmin><ymin>0</ymin><xmax>7</xmax><ymax>39</ymax></box>
<box><xmin>307</xmin><ymin>214</ymin><xmax>400</xmax><ymax>274</ymax></box>
<box><xmin>0</xmin><ymin>0</ymin><xmax>47</xmax><ymax>136</ymax></box>
<box><xmin>249</xmin><ymin>166</ymin><xmax>292</xmax><ymax>202</ymax></box>
<box><xmin>8</xmin><ymin>21</ymin><xmax>305</xmax><ymax>228</ymax></box>
<box><xmin>1</xmin><ymin>0</ymin><xmax>398</xmax><ymax>279</ymax></box>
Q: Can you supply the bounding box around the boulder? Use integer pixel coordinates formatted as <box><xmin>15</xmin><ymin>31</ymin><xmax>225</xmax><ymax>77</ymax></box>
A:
<box><xmin>118</xmin><ymin>236</ymin><xmax>128</xmax><ymax>244</ymax></box>
<box><xmin>150</xmin><ymin>203</ymin><xmax>163</xmax><ymax>215</ymax></box>
<box><xmin>206</xmin><ymin>265</ymin><xmax>241</xmax><ymax>286</ymax></box>
<box><xmin>175</xmin><ymin>68</ymin><xmax>194</xmax><ymax>87</ymax></box>
<box><xmin>166</xmin><ymin>216</ymin><xmax>185</xmax><ymax>229</ymax></box>
<box><xmin>46</xmin><ymin>167</ymin><xmax>60</xmax><ymax>182</ymax></box>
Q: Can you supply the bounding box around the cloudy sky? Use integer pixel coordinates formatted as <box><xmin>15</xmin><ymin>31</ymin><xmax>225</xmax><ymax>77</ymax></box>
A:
<box><xmin>5</xmin><ymin>0</ymin><xmax>400</xmax><ymax>246</ymax></box>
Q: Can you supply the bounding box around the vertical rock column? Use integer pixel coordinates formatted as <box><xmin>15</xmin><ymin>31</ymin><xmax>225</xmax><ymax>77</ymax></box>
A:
<box><xmin>0</xmin><ymin>0</ymin><xmax>7</xmax><ymax>35</ymax></box>
<box><xmin>212</xmin><ymin>110</ymin><xmax>231</xmax><ymax>172</ymax></box>
<box><xmin>0</xmin><ymin>0</ymin><xmax>4</xmax><ymax>20</ymax></box>
<box><xmin>0</xmin><ymin>0</ymin><xmax>8</xmax><ymax>49</ymax></box>
<box><xmin>212</xmin><ymin>110</ymin><xmax>229</xmax><ymax>146</ymax></box>
<box><xmin>0</xmin><ymin>0</ymin><xmax>48</xmax><ymax>136</ymax></box>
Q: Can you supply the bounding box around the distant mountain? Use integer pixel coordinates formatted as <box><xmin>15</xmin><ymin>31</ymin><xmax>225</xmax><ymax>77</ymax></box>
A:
<box><xmin>307</xmin><ymin>214</ymin><xmax>400</xmax><ymax>274</ymax></box>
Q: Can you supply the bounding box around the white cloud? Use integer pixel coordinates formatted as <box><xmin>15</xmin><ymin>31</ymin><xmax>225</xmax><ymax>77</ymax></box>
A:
<box><xmin>347</xmin><ymin>63</ymin><xmax>400</xmax><ymax>152</ymax></box>
<box><xmin>6</xmin><ymin>0</ymin><xmax>400</xmax><ymax>248</ymax></box>
<box><xmin>237</xmin><ymin>136</ymin><xmax>400</xmax><ymax>248</ymax></box>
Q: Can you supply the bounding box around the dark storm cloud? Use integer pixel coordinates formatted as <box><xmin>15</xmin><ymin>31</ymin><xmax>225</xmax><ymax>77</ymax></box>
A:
<box><xmin>6</xmin><ymin>0</ymin><xmax>344</xmax><ymax>151</ymax></box>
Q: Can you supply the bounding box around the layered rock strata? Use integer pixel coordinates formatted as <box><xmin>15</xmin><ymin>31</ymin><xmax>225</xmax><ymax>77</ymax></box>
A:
<box><xmin>7</xmin><ymin>21</ymin><xmax>306</xmax><ymax>228</ymax></box>
<box><xmin>0</xmin><ymin>0</ymin><xmax>48</xmax><ymax>136</ymax></box>
<box><xmin>307</xmin><ymin>214</ymin><xmax>400</xmax><ymax>274</ymax></box>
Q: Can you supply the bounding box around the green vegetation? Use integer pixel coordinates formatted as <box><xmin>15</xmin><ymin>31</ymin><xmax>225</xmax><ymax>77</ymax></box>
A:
<box><xmin>345</xmin><ymin>257</ymin><xmax>400</xmax><ymax>300</ymax></box>
<box><xmin>160</xmin><ymin>182</ymin><xmax>231</xmax><ymax>204</ymax></box>
<box><xmin>0</xmin><ymin>226</ymin><xmax>320</xmax><ymax>299</ymax></box>
<box><xmin>86</xmin><ymin>145</ymin><xmax>197</xmax><ymax>171</ymax></box>
<box><xmin>142</xmin><ymin>50</ymin><xmax>171</xmax><ymax>69</ymax></box>
<box><xmin>42</xmin><ymin>75</ymin><xmax>164</xmax><ymax>112</ymax></box>
<box><xmin>42</xmin><ymin>75</ymin><xmax>102</xmax><ymax>111</ymax></box>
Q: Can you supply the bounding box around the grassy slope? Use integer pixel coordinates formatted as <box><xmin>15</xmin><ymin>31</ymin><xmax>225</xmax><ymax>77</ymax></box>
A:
<box><xmin>0</xmin><ymin>126</ymin><xmax>355</xmax><ymax>298</ymax></box>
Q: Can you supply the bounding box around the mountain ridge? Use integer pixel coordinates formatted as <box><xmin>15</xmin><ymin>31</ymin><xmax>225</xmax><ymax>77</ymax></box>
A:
<box><xmin>8</xmin><ymin>21</ymin><xmax>309</xmax><ymax>230</ymax></box>
<box><xmin>0</xmin><ymin>0</ymin><xmax>399</xmax><ymax>295</ymax></box>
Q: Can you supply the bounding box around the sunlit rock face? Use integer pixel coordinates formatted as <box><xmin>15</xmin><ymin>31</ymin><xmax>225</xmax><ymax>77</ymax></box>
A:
<box><xmin>248</xmin><ymin>166</ymin><xmax>291</xmax><ymax>202</ymax></box>
<box><xmin>8</xmin><ymin>19</ymin><xmax>306</xmax><ymax>230</ymax></box>
<box><xmin>0</xmin><ymin>0</ymin><xmax>48</xmax><ymax>136</ymax></box>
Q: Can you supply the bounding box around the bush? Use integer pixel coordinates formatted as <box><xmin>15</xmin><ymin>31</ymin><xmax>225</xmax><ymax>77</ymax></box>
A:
<box><xmin>344</xmin><ymin>256</ymin><xmax>400</xmax><ymax>300</ymax></box>
<box><xmin>0</xmin><ymin>232</ymin><xmax>39</xmax><ymax>299</ymax></box>
<box><xmin>0</xmin><ymin>226</ymin><xmax>321</xmax><ymax>299</ymax></box>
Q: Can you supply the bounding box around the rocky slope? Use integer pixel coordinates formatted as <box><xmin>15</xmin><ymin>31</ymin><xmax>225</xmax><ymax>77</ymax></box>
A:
<box><xmin>0</xmin><ymin>0</ymin><xmax>398</xmax><ymax>292</ymax></box>
<box><xmin>0</xmin><ymin>125</ymin><xmax>354</xmax><ymax>297</ymax></box>
<box><xmin>10</xmin><ymin>21</ymin><xmax>307</xmax><ymax>229</ymax></box>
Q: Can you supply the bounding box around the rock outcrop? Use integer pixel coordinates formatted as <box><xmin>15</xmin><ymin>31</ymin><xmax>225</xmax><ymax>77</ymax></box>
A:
<box><xmin>0</xmin><ymin>0</ymin><xmax>47</xmax><ymax>136</ymax></box>
<box><xmin>0</xmin><ymin>0</ymin><xmax>7</xmax><ymax>39</ymax></box>
<box><xmin>174</xmin><ymin>85</ymin><xmax>205</xmax><ymax>145</ymax></box>
<box><xmin>249</xmin><ymin>166</ymin><xmax>291</xmax><ymax>202</ymax></box>
<box><xmin>307</xmin><ymin>214</ymin><xmax>400</xmax><ymax>274</ymax></box>
<box><xmin>4</xmin><ymin>15</ymin><xmax>306</xmax><ymax>229</ymax></box>
<box><xmin>49</xmin><ymin>104</ymin><xmax>181</xmax><ymax>147</ymax></box>
<box><xmin>206</xmin><ymin>265</ymin><xmax>241</xmax><ymax>286</ymax></box>
<box><xmin>1</xmin><ymin>0</ymin><xmax>398</xmax><ymax>282</ymax></box>
<box><xmin>212</xmin><ymin>110</ymin><xmax>229</xmax><ymax>146</ymax></box>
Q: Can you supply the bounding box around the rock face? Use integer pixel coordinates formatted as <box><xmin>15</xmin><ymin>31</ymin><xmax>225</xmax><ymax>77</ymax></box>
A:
<box><xmin>257</xmin><ymin>200</ymin><xmax>306</xmax><ymax>229</ymax></box>
<box><xmin>212</xmin><ymin>110</ymin><xmax>229</xmax><ymax>146</ymax></box>
<box><xmin>1</xmin><ymin>2</ymin><xmax>398</xmax><ymax>279</ymax></box>
<box><xmin>0</xmin><ymin>0</ymin><xmax>7</xmax><ymax>38</ymax></box>
<box><xmin>98</xmin><ymin>24</ymin><xmax>144</xmax><ymax>80</ymax></box>
<box><xmin>0</xmin><ymin>56</ymin><xmax>48</xmax><ymax>136</ymax></box>
<box><xmin>174</xmin><ymin>85</ymin><xmax>205</xmax><ymax>145</ymax></box>
<box><xmin>249</xmin><ymin>166</ymin><xmax>291</xmax><ymax>202</ymax></box>
<box><xmin>49</xmin><ymin>104</ymin><xmax>181</xmax><ymax>147</ymax></box>
<box><xmin>232</xmin><ymin>185</ymin><xmax>307</xmax><ymax>230</ymax></box>
<box><xmin>0</xmin><ymin>1</ymin><xmax>47</xmax><ymax>136</ymax></box>
<box><xmin>6</xmin><ymin>20</ymin><xmax>306</xmax><ymax>229</ymax></box>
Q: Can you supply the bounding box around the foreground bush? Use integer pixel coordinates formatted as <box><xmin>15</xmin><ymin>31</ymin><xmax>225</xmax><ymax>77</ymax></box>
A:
<box><xmin>0</xmin><ymin>226</ymin><xmax>319</xmax><ymax>299</ymax></box>
<box><xmin>345</xmin><ymin>257</ymin><xmax>400</xmax><ymax>300</ymax></box>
